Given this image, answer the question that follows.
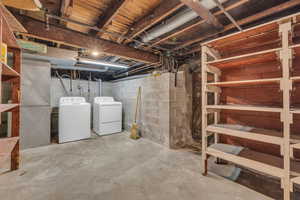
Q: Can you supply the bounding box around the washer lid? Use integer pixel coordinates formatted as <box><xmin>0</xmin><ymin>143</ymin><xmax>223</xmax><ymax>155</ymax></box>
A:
<box><xmin>60</xmin><ymin>97</ymin><xmax>87</xmax><ymax>105</ymax></box>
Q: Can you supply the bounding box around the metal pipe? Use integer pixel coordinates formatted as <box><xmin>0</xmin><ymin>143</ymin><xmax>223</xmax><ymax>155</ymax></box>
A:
<box><xmin>141</xmin><ymin>8</ymin><xmax>198</xmax><ymax>43</ymax></box>
<box><xmin>55</xmin><ymin>71</ymin><xmax>70</xmax><ymax>96</ymax></box>
<box><xmin>139</xmin><ymin>0</ymin><xmax>228</xmax><ymax>43</ymax></box>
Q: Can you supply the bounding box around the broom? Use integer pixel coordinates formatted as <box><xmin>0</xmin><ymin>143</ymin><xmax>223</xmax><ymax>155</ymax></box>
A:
<box><xmin>130</xmin><ymin>86</ymin><xmax>141</xmax><ymax>140</ymax></box>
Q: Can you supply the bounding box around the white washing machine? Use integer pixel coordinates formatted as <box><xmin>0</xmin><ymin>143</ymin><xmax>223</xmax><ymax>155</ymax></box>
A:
<box><xmin>93</xmin><ymin>97</ymin><xmax>122</xmax><ymax>136</ymax></box>
<box><xmin>59</xmin><ymin>97</ymin><xmax>91</xmax><ymax>143</ymax></box>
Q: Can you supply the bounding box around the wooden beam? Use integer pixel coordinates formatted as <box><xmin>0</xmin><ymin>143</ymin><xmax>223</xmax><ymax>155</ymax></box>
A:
<box><xmin>90</xmin><ymin>0</ymin><xmax>127</xmax><ymax>36</ymax></box>
<box><xmin>60</xmin><ymin>0</ymin><xmax>73</xmax><ymax>17</ymax></box>
<box><xmin>0</xmin><ymin>5</ymin><xmax>27</xmax><ymax>33</ymax></box>
<box><xmin>177</xmin><ymin>0</ymin><xmax>300</xmax><ymax>51</ymax></box>
<box><xmin>15</xmin><ymin>15</ymin><xmax>159</xmax><ymax>63</ymax></box>
<box><xmin>180</xmin><ymin>0</ymin><xmax>223</xmax><ymax>29</ymax></box>
<box><xmin>124</xmin><ymin>0</ymin><xmax>184</xmax><ymax>43</ymax></box>
<box><xmin>148</xmin><ymin>0</ymin><xmax>249</xmax><ymax>48</ymax></box>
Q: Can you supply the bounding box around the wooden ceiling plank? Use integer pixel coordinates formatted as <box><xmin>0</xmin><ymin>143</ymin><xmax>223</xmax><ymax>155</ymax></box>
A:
<box><xmin>90</xmin><ymin>0</ymin><xmax>127</xmax><ymax>37</ymax></box>
<box><xmin>124</xmin><ymin>0</ymin><xmax>184</xmax><ymax>44</ymax></box>
<box><xmin>148</xmin><ymin>0</ymin><xmax>249</xmax><ymax>48</ymax></box>
<box><xmin>15</xmin><ymin>15</ymin><xmax>159</xmax><ymax>64</ymax></box>
<box><xmin>176</xmin><ymin>0</ymin><xmax>300</xmax><ymax>51</ymax></box>
<box><xmin>180</xmin><ymin>0</ymin><xmax>223</xmax><ymax>29</ymax></box>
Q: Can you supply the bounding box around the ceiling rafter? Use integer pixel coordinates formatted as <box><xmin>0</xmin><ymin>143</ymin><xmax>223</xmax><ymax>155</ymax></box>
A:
<box><xmin>90</xmin><ymin>0</ymin><xmax>127</xmax><ymax>37</ymax></box>
<box><xmin>124</xmin><ymin>0</ymin><xmax>184</xmax><ymax>44</ymax></box>
<box><xmin>180</xmin><ymin>0</ymin><xmax>223</xmax><ymax>29</ymax></box>
<box><xmin>147</xmin><ymin>0</ymin><xmax>249</xmax><ymax>48</ymax></box>
<box><xmin>14</xmin><ymin>14</ymin><xmax>160</xmax><ymax>64</ymax></box>
<box><xmin>60</xmin><ymin>0</ymin><xmax>73</xmax><ymax>18</ymax></box>
<box><xmin>175</xmin><ymin>0</ymin><xmax>300</xmax><ymax>52</ymax></box>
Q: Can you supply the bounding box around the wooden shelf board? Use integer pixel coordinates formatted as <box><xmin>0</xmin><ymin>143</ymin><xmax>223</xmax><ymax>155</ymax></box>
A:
<box><xmin>291</xmin><ymin>176</ymin><xmax>300</xmax><ymax>185</ymax></box>
<box><xmin>290</xmin><ymin>108</ymin><xmax>300</xmax><ymax>114</ymax></box>
<box><xmin>207</xmin><ymin>78</ymin><xmax>281</xmax><ymax>87</ymax></box>
<box><xmin>0</xmin><ymin>104</ymin><xmax>19</xmax><ymax>112</ymax></box>
<box><xmin>291</xmin><ymin>43</ymin><xmax>300</xmax><ymax>57</ymax></box>
<box><xmin>206</xmin><ymin>48</ymin><xmax>281</xmax><ymax>69</ymax></box>
<box><xmin>204</xmin><ymin>22</ymin><xmax>279</xmax><ymax>48</ymax></box>
<box><xmin>291</xmin><ymin>143</ymin><xmax>300</xmax><ymax>150</ymax></box>
<box><xmin>1</xmin><ymin>61</ymin><xmax>20</xmax><ymax>79</ymax></box>
<box><xmin>1</xmin><ymin>9</ymin><xmax>20</xmax><ymax>49</ymax></box>
<box><xmin>291</xmin><ymin>76</ymin><xmax>300</xmax><ymax>82</ymax></box>
<box><xmin>0</xmin><ymin>137</ymin><xmax>19</xmax><ymax>166</ymax></box>
<box><xmin>206</xmin><ymin>104</ymin><xmax>282</xmax><ymax>113</ymax></box>
<box><xmin>207</xmin><ymin>146</ymin><xmax>284</xmax><ymax>178</ymax></box>
<box><xmin>207</xmin><ymin>124</ymin><xmax>283</xmax><ymax>145</ymax></box>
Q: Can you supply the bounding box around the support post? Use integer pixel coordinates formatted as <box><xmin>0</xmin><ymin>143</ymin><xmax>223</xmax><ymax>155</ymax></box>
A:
<box><xmin>201</xmin><ymin>46</ymin><xmax>208</xmax><ymax>175</ymax></box>
<box><xmin>10</xmin><ymin>48</ymin><xmax>21</xmax><ymax>170</ymax></box>
<box><xmin>279</xmin><ymin>21</ymin><xmax>292</xmax><ymax>200</ymax></box>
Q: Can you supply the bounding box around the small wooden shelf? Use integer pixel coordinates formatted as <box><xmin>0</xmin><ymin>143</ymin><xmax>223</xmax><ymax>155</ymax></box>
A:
<box><xmin>207</xmin><ymin>124</ymin><xmax>283</xmax><ymax>146</ymax></box>
<box><xmin>1</xmin><ymin>61</ymin><xmax>20</xmax><ymax>81</ymax></box>
<box><xmin>0</xmin><ymin>137</ymin><xmax>19</xmax><ymax>165</ymax></box>
<box><xmin>291</xmin><ymin>143</ymin><xmax>300</xmax><ymax>150</ymax></box>
<box><xmin>206</xmin><ymin>48</ymin><xmax>281</xmax><ymax>69</ymax></box>
<box><xmin>207</xmin><ymin>145</ymin><xmax>284</xmax><ymax>178</ymax></box>
<box><xmin>290</xmin><ymin>108</ymin><xmax>300</xmax><ymax>114</ymax></box>
<box><xmin>206</xmin><ymin>104</ymin><xmax>282</xmax><ymax>113</ymax></box>
<box><xmin>291</xmin><ymin>76</ymin><xmax>300</xmax><ymax>82</ymax></box>
<box><xmin>205</xmin><ymin>22</ymin><xmax>279</xmax><ymax>48</ymax></box>
<box><xmin>207</xmin><ymin>78</ymin><xmax>281</xmax><ymax>87</ymax></box>
<box><xmin>291</xmin><ymin>176</ymin><xmax>300</xmax><ymax>185</ymax></box>
<box><xmin>0</xmin><ymin>104</ymin><xmax>18</xmax><ymax>112</ymax></box>
<box><xmin>291</xmin><ymin>44</ymin><xmax>300</xmax><ymax>56</ymax></box>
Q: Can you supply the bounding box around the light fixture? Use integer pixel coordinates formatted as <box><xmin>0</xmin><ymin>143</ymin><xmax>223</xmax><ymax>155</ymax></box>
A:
<box><xmin>91</xmin><ymin>50</ymin><xmax>99</xmax><ymax>57</ymax></box>
<box><xmin>76</xmin><ymin>58</ymin><xmax>129</xmax><ymax>69</ymax></box>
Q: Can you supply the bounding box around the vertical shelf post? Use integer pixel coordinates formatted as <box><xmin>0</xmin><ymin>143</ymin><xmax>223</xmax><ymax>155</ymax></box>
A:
<box><xmin>10</xmin><ymin>47</ymin><xmax>21</xmax><ymax>170</ymax></box>
<box><xmin>279</xmin><ymin>21</ymin><xmax>292</xmax><ymax>200</ymax></box>
<box><xmin>201</xmin><ymin>46</ymin><xmax>208</xmax><ymax>175</ymax></box>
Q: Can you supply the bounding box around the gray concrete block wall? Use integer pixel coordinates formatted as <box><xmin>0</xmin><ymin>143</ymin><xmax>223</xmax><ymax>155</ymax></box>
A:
<box><xmin>169</xmin><ymin>70</ymin><xmax>194</xmax><ymax>149</ymax></box>
<box><xmin>111</xmin><ymin>74</ymin><xmax>170</xmax><ymax>147</ymax></box>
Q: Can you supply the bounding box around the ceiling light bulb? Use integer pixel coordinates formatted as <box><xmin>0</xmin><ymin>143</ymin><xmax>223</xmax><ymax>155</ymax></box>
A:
<box><xmin>91</xmin><ymin>51</ymin><xmax>99</xmax><ymax>56</ymax></box>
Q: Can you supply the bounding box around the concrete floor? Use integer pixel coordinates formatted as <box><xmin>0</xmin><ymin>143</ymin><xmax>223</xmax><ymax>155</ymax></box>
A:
<box><xmin>0</xmin><ymin>132</ymin><xmax>272</xmax><ymax>200</ymax></box>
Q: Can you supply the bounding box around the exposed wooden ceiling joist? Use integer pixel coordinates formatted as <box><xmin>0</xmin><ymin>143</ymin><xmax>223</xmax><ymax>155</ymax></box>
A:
<box><xmin>124</xmin><ymin>0</ymin><xmax>184</xmax><ymax>44</ymax></box>
<box><xmin>176</xmin><ymin>0</ymin><xmax>300</xmax><ymax>52</ymax></box>
<box><xmin>14</xmin><ymin>14</ymin><xmax>159</xmax><ymax>64</ymax></box>
<box><xmin>148</xmin><ymin>0</ymin><xmax>249</xmax><ymax>48</ymax></box>
<box><xmin>60</xmin><ymin>0</ymin><xmax>73</xmax><ymax>18</ymax></box>
<box><xmin>180</xmin><ymin>0</ymin><xmax>223</xmax><ymax>29</ymax></box>
<box><xmin>90</xmin><ymin>0</ymin><xmax>127</xmax><ymax>37</ymax></box>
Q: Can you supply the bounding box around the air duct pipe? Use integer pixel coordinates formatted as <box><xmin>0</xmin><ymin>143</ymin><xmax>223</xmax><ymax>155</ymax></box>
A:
<box><xmin>139</xmin><ymin>0</ymin><xmax>227</xmax><ymax>43</ymax></box>
<box><xmin>141</xmin><ymin>8</ymin><xmax>198</xmax><ymax>43</ymax></box>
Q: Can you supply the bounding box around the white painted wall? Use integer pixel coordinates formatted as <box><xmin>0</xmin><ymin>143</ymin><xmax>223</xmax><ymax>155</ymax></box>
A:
<box><xmin>51</xmin><ymin>78</ymin><xmax>113</xmax><ymax>107</ymax></box>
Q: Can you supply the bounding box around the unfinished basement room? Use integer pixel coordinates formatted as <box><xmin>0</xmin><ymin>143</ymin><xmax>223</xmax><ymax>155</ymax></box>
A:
<box><xmin>2</xmin><ymin>0</ymin><xmax>300</xmax><ymax>200</ymax></box>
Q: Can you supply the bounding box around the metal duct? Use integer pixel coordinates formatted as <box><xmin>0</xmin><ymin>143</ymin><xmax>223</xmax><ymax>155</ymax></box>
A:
<box><xmin>140</xmin><ymin>0</ymin><xmax>227</xmax><ymax>43</ymax></box>
<box><xmin>141</xmin><ymin>8</ymin><xmax>198</xmax><ymax>43</ymax></box>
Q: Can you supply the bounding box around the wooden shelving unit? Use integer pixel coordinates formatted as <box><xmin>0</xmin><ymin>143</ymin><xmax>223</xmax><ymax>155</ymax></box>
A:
<box><xmin>0</xmin><ymin>6</ymin><xmax>22</xmax><ymax>171</ymax></box>
<box><xmin>201</xmin><ymin>12</ymin><xmax>300</xmax><ymax>200</ymax></box>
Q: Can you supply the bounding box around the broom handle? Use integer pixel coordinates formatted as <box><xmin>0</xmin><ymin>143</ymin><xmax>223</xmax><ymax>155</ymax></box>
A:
<box><xmin>134</xmin><ymin>87</ymin><xmax>141</xmax><ymax>123</ymax></box>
